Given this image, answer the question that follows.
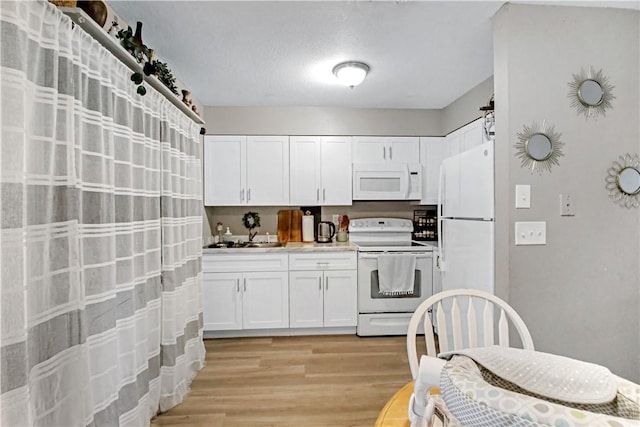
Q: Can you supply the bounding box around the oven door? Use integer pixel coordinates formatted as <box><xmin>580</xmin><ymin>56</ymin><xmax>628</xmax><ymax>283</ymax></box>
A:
<box><xmin>358</xmin><ymin>252</ymin><xmax>433</xmax><ymax>313</ymax></box>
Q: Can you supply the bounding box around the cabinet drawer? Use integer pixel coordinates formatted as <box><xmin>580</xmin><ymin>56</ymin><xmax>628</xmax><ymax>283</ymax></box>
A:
<box><xmin>288</xmin><ymin>252</ymin><xmax>357</xmax><ymax>271</ymax></box>
<box><xmin>203</xmin><ymin>253</ymin><xmax>289</xmax><ymax>273</ymax></box>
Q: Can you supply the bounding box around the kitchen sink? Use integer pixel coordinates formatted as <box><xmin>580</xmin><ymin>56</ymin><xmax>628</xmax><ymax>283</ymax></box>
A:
<box><xmin>242</xmin><ymin>242</ymin><xmax>284</xmax><ymax>248</ymax></box>
<box><xmin>206</xmin><ymin>242</ymin><xmax>283</xmax><ymax>249</ymax></box>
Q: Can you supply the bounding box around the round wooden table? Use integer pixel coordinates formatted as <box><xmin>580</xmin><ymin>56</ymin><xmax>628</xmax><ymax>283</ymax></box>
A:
<box><xmin>374</xmin><ymin>381</ymin><xmax>413</xmax><ymax>427</ymax></box>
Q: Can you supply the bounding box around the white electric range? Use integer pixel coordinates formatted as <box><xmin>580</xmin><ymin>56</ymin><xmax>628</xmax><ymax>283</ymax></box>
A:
<box><xmin>348</xmin><ymin>218</ymin><xmax>436</xmax><ymax>336</ymax></box>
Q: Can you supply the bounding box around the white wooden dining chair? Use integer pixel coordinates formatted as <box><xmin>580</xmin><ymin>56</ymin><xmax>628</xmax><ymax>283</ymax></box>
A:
<box><xmin>406</xmin><ymin>289</ymin><xmax>534</xmax><ymax>426</ymax></box>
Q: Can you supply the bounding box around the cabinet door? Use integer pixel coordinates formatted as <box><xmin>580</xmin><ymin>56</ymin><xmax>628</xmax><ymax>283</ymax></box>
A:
<box><xmin>202</xmin><ymin>272</ymin><xmax>242</xmax><ymax>331</ymax></box>
<box><xmin>387</xmin><ymin>137</ymin><xmax>420</xmax><ymax>163</ymax></box>
<box><xmin>290</xmin><ymin>136</ymin><xmax>321</xmax><ymax>205</ymax></box>
<box><xmin>204</xmin><ymin>136</ymin><xmax>246</xmax><ymax>206</ymax></box>
<box><xmin>289</xmin><ymin>271</ymin><xmax>324</xmax><ymax>328</ymax></box>
<box><xmin>420</xmin><ymin>137</ymin><xmax>446</xmax><ymax>205</ymax></box>
<box><xmin>323</xmin><ymin>270</ymin><xmax>357</xmax><ymax>327</ymax></box>
<box><xmin>446</xmin><ymin>130</ymin><xmax>462</xmax><ymax>159</ymax></box>
<box><xmin>320</xmin><ymin>136</ymin><xmax>352</xmax><ymax>205</ymax></box>
<box><xmin>460</xmin><ymin>118</ymin><xmax>485</xmax><ymax>152</ymax></box>
<box><xmin>242</xmin><ymin>271</ymin><xmax>289</xmax><ymax>329</ymax></box>
<box><xmin>246</xmin><ymin>136</ymin><xmax>289</xmax><ymax>205</ymax></box>
<box><xmin>352</xmin><ymin>137</ymin><xmax>385</xmax><ymax>163</ymax></box>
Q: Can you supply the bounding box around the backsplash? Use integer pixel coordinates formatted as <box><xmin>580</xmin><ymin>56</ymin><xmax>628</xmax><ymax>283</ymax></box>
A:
<box><xmin>204</xmin><ymin>201</ymin><xmax>427</xmax><ymax>241</ymax></box>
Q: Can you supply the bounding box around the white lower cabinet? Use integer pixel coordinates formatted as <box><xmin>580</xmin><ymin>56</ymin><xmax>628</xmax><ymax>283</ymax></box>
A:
<box><xmin>203</xmin><ymin>271</ymin><xmax>289</xmax><ymax>331</ymax></box>
<box><xmin>202</xmin><ymin>251</ymin><xmax>357</xmax><ymax>335</ymax></box>
<box><xmin>202</xmin><ymin>253</ymin><xmax>289</xmax><ymax>332</ymax></box>
<box><xmin>289</xmin><ymin>270</ymin><xmax>358</xmax><ymax>328</ymax></box>
<box><xmin>242</xmin><ymin>272</ymin><xmax>289</xmax><ymax>329</ymax></box>
<box><xmin>289</xmin><ymin>252</ymin><xmax>358</xmax><ymax>328</ymax></box>
<box><xmin>203</xmin><ymin>272</ymin><xmax>243</xmax><ymax>331</ymax></box>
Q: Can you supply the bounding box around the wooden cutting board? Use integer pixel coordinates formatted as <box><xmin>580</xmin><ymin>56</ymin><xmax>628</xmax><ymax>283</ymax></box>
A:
<box><xmin>277</xmin><ymin>210</ymin><xmax>291</xmax><ymax>243</ymax></box>
<box><xmin>289</xmin><ymin>210</ymin><xmax>303</xmax><ymax>242</ymax></box>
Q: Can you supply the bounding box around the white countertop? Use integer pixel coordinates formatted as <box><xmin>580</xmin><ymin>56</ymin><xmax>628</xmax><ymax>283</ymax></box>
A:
<box><xmin>202</xmin><ymin>241</ymin><xmax>358</xmax><ymax>254</ymax></box>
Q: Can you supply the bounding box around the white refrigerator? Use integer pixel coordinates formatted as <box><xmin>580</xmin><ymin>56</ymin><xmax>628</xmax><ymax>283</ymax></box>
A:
<box><xmin>437</xmin><ymin>140</ymin><xmax>494</xmax><ymax>295</ymax></box>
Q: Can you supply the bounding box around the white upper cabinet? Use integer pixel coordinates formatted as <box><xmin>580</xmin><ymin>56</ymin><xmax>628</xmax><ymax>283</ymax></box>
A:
<box><xmin>352</xmin><ymin>136</ymin><xmax>419</xmax><ymax>163</ymax></box>
<box><xmin>320</xmin><ymin>137</ymin><xmax>352</xmax><ymax>205</ymax></box>
<box><xmin>419</xmin><ymin>137</ymin><xmax>446</xmax><ymax>205</ymax></box>
<box><xmin>445</xmin><ymin>118</ymin><xmax>487</xmax><ymax>159</ymax></box>
<box><xmin>246</xmin><ymin>136</ymin><xmax>290</xmax><ymax>205</ymax></box>
<box><xmin>204</xmin><ymin>135</ymin><xmax>289</xmax><ymax>206</ymax></box>
<box><xmin>290</xmin><ymin>136</ymin><xmax>352</xmax><ymax>206</ymax></box>
<box><xmin>459</xmin><ymin>118</ymin><xmax>487</xmax><ymax>152</ymax></box>
<box><xmin>204</xmin><ymin>135</ymin><xmax>245</xmax><ymax>205</ymax></box>
<box><xmin>387</xmin><ymin>137</ymin><xmax>421</xmax><ymax>163</ymax></box>
<box><xmin>446</xmin><ymin>130</ymin><xmax>462</xmax><ymax>159</ymax></box>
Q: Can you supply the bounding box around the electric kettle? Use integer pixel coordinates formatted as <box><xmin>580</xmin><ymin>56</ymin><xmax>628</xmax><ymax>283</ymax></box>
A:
<box><xmin>316</xmin><ymin>221</ymin><xmax>336</xmax><ymax>243</ymax></box>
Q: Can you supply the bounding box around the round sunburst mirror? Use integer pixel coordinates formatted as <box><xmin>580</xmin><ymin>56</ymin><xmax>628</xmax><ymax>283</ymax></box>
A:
<box><xmin>568</xmin><ymin>67</ymin><xmax>615</xmax><ymax>119</ymax></box>
<box><xmin>606</xmin><ymin>154</ymin><xmax>640</xmax><ymax>208</ymax></box>
<box><xmin>515</xmin><ymin>121</ymin><xmax>564</xmax><ymax>174</ymax></box>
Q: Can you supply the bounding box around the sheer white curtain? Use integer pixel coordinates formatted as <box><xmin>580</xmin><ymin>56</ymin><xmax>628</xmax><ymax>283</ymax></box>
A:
<box><xmin>157</xmin><ymin>94</ymin><xmax>205</xmax><ymax>411</ymax></box>
<box><xmin>0</xmin><ymin>1</ymin><xmax>204</xmax><ymax>425</ymax></box>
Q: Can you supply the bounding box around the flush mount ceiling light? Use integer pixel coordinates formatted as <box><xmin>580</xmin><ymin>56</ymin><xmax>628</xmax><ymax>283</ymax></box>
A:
<box><xmin>332</xmin><ymin>61</ymin><xmax>370</xmax><ymax>87</ymax></box>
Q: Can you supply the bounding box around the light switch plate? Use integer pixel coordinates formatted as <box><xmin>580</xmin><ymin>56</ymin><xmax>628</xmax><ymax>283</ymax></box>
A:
<box><xmin>515</xmin><ymin>221</ymin><xmax>546</xmax><ymax>245</ymax></box>
<box><xmin>515</xmin><ymin>185</ymin><xmax>531</xmax><ymax>209</ymax></box>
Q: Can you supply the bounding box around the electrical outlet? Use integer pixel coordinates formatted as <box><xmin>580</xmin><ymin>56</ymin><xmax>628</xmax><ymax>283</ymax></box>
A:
<box><xmin>515</xmin><ymin>221</ymin><xmax>546</xmax><ymax>245</ymax></box>
<box><xmin>560</xmin><ymin>193</ymin><xmax>575</xmax><ymax>216</ymax></box>
<box><xmin>515</xmin><ymin>185</ymin><xmax>530</xmax><ymax>209</ymax></box>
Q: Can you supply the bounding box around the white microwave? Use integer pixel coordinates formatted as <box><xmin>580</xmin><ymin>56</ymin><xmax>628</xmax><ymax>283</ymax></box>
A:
<box><xmin>352</xmin><ymin>163</ymin><xmax>422</xmax><ymax>200</ymax></box>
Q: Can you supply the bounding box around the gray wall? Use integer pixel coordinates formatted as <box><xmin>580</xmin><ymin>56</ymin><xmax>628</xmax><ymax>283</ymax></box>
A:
<box><xmin>203</xmin><ymin>106</ymin><xmax>442</xmax><ymax>136</ymax></box>
<box><xmin>441</xmin><ymin>76</ymin><xmax>494</xmax><ymax>135</ymax></box>
<box><xmin>494</xmin><ymin>3</ymin><xmax>640</xmax><ymax>381</ymax></box>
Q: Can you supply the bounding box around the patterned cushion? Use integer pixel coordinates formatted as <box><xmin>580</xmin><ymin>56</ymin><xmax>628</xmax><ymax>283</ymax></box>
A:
<box><xmin>439</xmin><ymin>354</ymin><xmax>640</xmax><ymax>427</ymax></box>
<box><xmin>440</xmin><ymin>346</ymin><xmax>617</xmax><ymax>404</ymax></box>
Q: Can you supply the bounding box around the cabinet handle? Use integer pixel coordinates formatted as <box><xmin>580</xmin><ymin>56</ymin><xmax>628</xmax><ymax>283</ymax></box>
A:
<box><xmin>236</xmin><ymin>279</ymin><xmax>240</xmax><ymax>292</ymax></box>
<box><xmin>317</xmin><ymin>188</ymin><xmax>320</xmax><ymax>202</ymax></box>
<box><xmin>325</xmin><ymin>277</ymin><xmax>329</xmax><ymax>290</ymax></box>
<box><xmin>319</xmin><ymin>277</ymin><xmax>322</xmax><ymax>290</ymax></box>
<box><xmin>247</xmin><ymin>188</ymin><xmax>251</xmax><ymax>201</ymax></box>
<box><xmin>323</xmin><ymin>188</ymin><xmax>326</xmax><ymax>202</ymax></box>
<box><xmin>383</xmin><ymin>146</ymin><xmax>386</xmax><ymax>159</ymax></box>
<box><xmin>243</xmin><ymin>278</ymin><xmax>247</xmax><ymax>292</ymax></box>
<box><xmin>389</xmin><ymin>146</ymin><xmax>393</xmax><ymax>160</ymax></box>
<box><xmin>240</xmin><ymin>188</ymin><xmax>245</xmax><ymax>201</ymax></box>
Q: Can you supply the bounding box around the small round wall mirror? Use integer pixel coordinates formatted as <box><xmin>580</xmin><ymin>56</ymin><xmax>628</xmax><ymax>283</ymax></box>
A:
<box><xmin>515</xmin><ymin>121</ymin><xmax>564</xmax><ymax>174</ymax></box>
<box><xmin>617</xmin><ymin>167</ymin><xmax>640</xmax><ymax>195</ymax></box>
<box><xmin>606</xmin><ymin>154</ymin><xmax>640</xmax><ymax>208</ymax></box>
<box><xmin>568</xmin><ymin>67</ymin><xmax>614</xmax><ymax>119</ymax></box>
<box><xmin>526</xmin><ymin>134</ymin><xmax>553</xmax><ymax>161</ymax></box>
<box><xmin>577</xmin><ymin>79</ymin><xmax>604</xmax><ymax>106</ymax></box>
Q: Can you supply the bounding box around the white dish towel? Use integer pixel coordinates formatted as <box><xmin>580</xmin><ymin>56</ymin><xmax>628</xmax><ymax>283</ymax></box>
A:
<box><xmin>377</xmin><ymin>253</ymin><xmax>416</xmax><ymax>295</ymax></box>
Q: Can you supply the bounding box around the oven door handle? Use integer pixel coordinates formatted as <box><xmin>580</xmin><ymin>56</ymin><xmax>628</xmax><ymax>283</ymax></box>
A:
<box><xmin>358</xmin><ymin>253</ymin><xmax>432</xmax><ymax>259</ymax></box>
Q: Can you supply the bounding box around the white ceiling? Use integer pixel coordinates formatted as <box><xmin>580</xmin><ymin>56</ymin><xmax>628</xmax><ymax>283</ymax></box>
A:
<box><xmin>109</xmin><ymin>1</ymin><xmax>639</xmax><ymax>109</ymax></box>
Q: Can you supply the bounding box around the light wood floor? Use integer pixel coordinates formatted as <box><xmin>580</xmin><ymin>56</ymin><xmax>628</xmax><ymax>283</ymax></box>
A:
<box><xmin>152</xmin><ymin>335</ymin><xmax>416</xmax><ymax>427</ymax></box>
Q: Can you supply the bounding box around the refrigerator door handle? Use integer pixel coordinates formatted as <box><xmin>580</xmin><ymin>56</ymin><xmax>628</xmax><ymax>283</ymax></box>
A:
<box><xmin>437</xmin><ymin>163</ymin><xmax>446</xmax><ymax>272</ymax></box>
